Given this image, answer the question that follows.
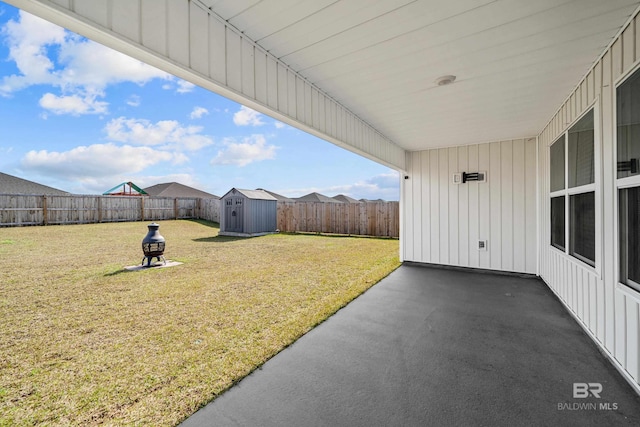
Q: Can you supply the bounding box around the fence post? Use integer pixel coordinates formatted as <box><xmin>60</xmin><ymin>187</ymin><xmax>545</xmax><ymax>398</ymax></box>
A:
<box><xmin>98</xmin><ymin>196</ymin><xmax>103</xmax><ymax>223</ymax></box>
<box><xmin>174</xmin><ymin>198</ymin><xmax>178</xmax><ymax>219</ymax></box>
<box><xmin>140</xmin><ymin>196</ymin><xmax>145</xmax><ymax>221</ymax></box>
<box><xmin>42</xmin><ymin>195</ymin><xmax>48</xmax><ymax>225</ymax></box>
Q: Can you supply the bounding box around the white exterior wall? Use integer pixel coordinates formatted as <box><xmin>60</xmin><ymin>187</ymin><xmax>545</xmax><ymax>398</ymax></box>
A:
<box><xmin>402</xmin><ymin>139</ymin><xmax>537</xmax><ymax>274</ymax></box>
<box><xmin>538</xmin><ymin>12</ymin><xmax>640</xmax><ymax>392</ymax></box>
<box><xmin>5</xmin><ymin>0</ymin><xmax>406</xmax><ymax>171</ymax></box>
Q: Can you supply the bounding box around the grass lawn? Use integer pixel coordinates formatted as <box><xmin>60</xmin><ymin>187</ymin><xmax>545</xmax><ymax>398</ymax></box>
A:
<box><xmin>0</xmin><ymin>220</ymin><xmax>400</xmax><ymax>426</ymax></box>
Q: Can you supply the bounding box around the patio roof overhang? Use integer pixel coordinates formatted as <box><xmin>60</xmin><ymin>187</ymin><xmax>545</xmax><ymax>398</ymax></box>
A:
<box><xmin>5</xmin><ymin>0</ymin><xmax>640</xmax><ymax>171</ymax></box>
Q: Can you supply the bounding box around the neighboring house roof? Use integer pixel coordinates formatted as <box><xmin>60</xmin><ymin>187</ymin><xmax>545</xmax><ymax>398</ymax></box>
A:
<box><xmin>360</xmin><ymin>198</ymin><xmax>386</xmax><ymax>202</ymax></box>
<box><xmin>144</xmin><ymin>182</ymin><xmax>219</xmax><ymax>199</ymax></box>
<box><xmin>333</xmin><ymin>194</ymin><xmax>361</xmax><ymax>203</ymax></box>
<box><xmin>103</xmin><ymin>181</ymin><xmax>147</xmax><ymax>196</ymax></box>
<box><xmin>256</xmin><ymin>188</ymin><xmax>295</xmax><ymax>202</ymax></box>
<box><xmin>296</xmin><ymin>192</ymin><xmax>344</xmax><ymax>203</ymax></box>
<box><xmin>221</xmin><ymin>188</ymin><xmax>277</xmax><ymax>201</ymax></box>
<box><xmin>0</xmin><ymin>172</ymin><xmax>69</xmax><ymax>195</ymax></box>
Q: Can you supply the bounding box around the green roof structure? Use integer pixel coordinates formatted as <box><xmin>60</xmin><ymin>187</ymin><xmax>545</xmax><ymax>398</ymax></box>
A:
<box><xmin>102</xmin><ymin>181</ymin><xmax>148</xmax><ymax>196</ymax></box>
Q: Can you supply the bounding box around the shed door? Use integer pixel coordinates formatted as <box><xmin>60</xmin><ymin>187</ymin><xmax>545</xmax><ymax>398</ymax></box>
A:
<box><xmin>226</xmin><ymin>197</ymin><xmax>243</xmax><ymax>232</ymax></box>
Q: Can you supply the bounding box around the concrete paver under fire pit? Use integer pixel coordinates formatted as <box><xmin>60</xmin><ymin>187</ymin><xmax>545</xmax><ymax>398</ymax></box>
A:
<box><xmin>181</xmin><ymin>263</ymin><xmax>640</xmax><ymax>426</ymax></box>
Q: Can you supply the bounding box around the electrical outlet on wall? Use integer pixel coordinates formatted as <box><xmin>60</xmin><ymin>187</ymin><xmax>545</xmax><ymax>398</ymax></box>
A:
<box><xmin>452</xmin><ymin>173</ymin><xmax>462</xmax><ymax>184</ymax></box>
<box><xmin>478</xmin><ymin>240</ymin><xmax>488</xmax><ymax>251</ymax></box>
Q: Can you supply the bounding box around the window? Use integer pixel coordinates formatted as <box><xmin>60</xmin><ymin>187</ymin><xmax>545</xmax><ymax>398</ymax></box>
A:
<box><xmin>568</xmin><ymin>112</ymin><xmax>595</xmax><ymax>188</ymax></box>
<box><xmin>619</xmin><ymin>187</ymin><xmax>640</xmax><ymax>291</ymax></box>
<box><xmin>551</xmin><ymin>196</ymin><xmax>565</xmax><ymax>250</ymax></box>
<box><xmin>617</xmin><ymin>66</ymin><xmax>640</xmax><ymax>291</ymax></box>
<box><xmin>549</xmin><ymin>109</ymin><xmax>596</xmax><ymax>267</ymax></box>
<box><xmin>550</xmin><ymin>137</ymin><xmax>565</xmax><ymax>192</ymax></box>
<box><xmin>570</xmin><ymin>193</ymin><xmax>595</xmax><ymax>266</ymax></box>
<box><xmin>617</xmin><ymin>67</ymin><xmax>640</xmax><ymax>180</ymax></box>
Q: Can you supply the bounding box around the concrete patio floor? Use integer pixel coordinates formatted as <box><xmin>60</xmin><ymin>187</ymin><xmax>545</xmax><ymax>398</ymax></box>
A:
<box><xmin>181</xmin><ymin>263</ymin><xmax>640</xmax><ymax>426</ymax></box>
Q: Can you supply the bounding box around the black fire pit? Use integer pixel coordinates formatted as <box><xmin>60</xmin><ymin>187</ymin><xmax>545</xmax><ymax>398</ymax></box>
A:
<box><xmin>141</xmin><ymin>222</ymin><xmax>166</xmax><ymax>267</ymax></box>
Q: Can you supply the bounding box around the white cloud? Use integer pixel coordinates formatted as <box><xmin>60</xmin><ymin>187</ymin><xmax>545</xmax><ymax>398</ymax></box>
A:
<box><xmin>1</xmin><ymin>11</ymin><xmax>169</xmax><ymax>94</ymax></box>
<box><xmin>56</xmin><ymin>38</ymin><xmax>169</xmax><ymax>91</ymax></box>
<box><xmin>176</xmin><ymin>80</ymin><xmax>195</xmax><ymax>93</ymax></box>
<box><xmin>0</xmin><ymin>10</ymin><xmax>173</xmax><ymax>115</ymax></box>
<box><xmin>104</xmin><ymin>117</ymin><xmax>214</xmax><ymax>151</ymax></box>
<box><xmin>210</xmin><ymin>134</ymin><xmax>277</xmax><ymax>167</ymax></box>
<box><xmin>39</xmin><ymin>92</ymin><xmax>108</xmax><ymax>115</ymax></box>
<box><xmin>367</xmin><ymin>172</ymin><xmax>401</xmax><ymax>190</ymax></box>
<box><xmin>233</xmin><ymin>106</ymin><xmax>265</xmax><ymax>126</ymax></box>
<box><xmin>274</xmin><ymin>121</ymin><xmax>287</xmax><ymax>129</ymax></box>
<box><xmin>21</xmin><ymin>143</ymin><xmax>185</xmax><ymax>180</ymax></box>
<box><xmin>160</xmin><ymin>80</ymin><xmax>197</xmax><ymax>93</ymax></box>
<box><xmin>0</xmin><ymin>11</ymin><xmax>65</xmax><ymax>93</ymax></box>
<box><xmin>126</xmin><ymin>95</ymin><xmax>141</xmax><ymax>107</ymax></box>
<box><xmin>190</xmin><ymin>106</ymin><xmax>209</xmax><ymax>119</ymax></box>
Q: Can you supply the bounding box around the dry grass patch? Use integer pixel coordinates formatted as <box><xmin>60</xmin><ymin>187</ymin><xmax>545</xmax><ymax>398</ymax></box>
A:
<box><xmin>0</xmin><ymin>220</ymin><xmax>399</xmax><ymax>426</ymax></box>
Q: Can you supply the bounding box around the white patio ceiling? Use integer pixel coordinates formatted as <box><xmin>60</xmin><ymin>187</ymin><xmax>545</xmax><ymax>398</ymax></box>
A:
<box><xmin>200</xmin><ymin>0</ymin><xmax>639</xmax><ymax>151</ymax></box>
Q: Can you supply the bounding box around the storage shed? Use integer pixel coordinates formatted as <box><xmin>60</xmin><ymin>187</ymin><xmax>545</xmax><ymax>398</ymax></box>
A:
<box><xmin>219</xmin><ymin>188</ymin><xmax>277</xmax><ymax>237</ymax></box>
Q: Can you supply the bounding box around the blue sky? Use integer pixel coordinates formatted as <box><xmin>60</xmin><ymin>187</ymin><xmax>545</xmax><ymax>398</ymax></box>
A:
<box><xmin>0</xmin><ymin>3</ymin><xmax>399</xmax><ymax>200</ymax></box>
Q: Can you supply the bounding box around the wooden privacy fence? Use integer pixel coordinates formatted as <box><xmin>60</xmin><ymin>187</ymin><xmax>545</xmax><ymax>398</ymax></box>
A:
<box><xmin>0</xmin><ymin>195</ymin><xmax>398</xmax><ymax>238</ymax></box>
<box><xmin>276</xmin><ymin>201</ymin><xmax>399</xmax><ymax>238</ymax></box>
<box><xmin>0</xmin><ymin>194</ymin><xmax>220</xmax><ymax>226</ymax></box>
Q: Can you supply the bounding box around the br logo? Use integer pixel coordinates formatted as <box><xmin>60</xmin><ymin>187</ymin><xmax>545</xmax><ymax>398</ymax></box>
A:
<box><xmin>573</xmin><ymin>383</ymin><xmax>602</xmax><ymax>398</ymax></box>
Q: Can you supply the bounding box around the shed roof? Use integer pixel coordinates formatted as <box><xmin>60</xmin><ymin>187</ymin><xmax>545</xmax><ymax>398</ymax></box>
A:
<box><xmin>143</xmin><ymin>182</ymin><xmax>219</xmax><ymax>199</ymax></box>
<box><xmin>222</xmin><ymin>188</ymin><xmax>277</xmax><ymax>201</ymax></box>
<box><xmin>256</xmin><ymin>188</ymin><xmax>295</xmax><ymax>202</ymax></box>
<box><xmin>0</xmin><ymin>172</ymin><xmax>69</xmax><ymax>195</ymax></box>
<box><xmin>296</xmin><ymin>192</ymin><xmax>344</xmax><ymax>203</ymax></box>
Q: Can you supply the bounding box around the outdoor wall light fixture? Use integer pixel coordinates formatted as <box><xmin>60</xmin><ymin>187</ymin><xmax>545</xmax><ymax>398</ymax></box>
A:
<box><xmin>435</xmin><ymin>75</ymin><xmax>456</xmax><ymax>86</ymax></box>
<box><xmin>462</xmin><ymin>172</ymin><xmax>484</xmax><ymax>183</ymax></box>
<box><xmin>452</xmin><ymin>171</ymin><xmax>486</xmax><ymax>184</ymax></box>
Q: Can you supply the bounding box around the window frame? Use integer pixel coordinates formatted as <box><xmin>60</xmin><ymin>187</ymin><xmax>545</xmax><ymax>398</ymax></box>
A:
<box><xmin>549</xmin><ymin>102</ymin><xmax>600</xmax><ymax>273</ymax></box>
<box><xmin>614</xmin><ymin>62</ymin><xmax>640</xmax><ymax>293</ymax></box>
<box><xmin>550</xmin><ymin>195</ymin><xmax>566</xmax><ymax>251</ymax></box>
<box><xmin>618</xmin><ymin>184</ymin><xmax>640</xmax><ymax>292</ymax></box>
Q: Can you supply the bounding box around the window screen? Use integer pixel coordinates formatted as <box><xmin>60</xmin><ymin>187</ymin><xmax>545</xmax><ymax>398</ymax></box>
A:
<box><xmin>570</xmin><ymin>192</ymin><xmax>595</xmax><ymax>266</ymax></box>
<box><xmin>551</xmin><ymin>196</ymin><xmax>565</xmax><ymax>251</ymax></box>
<box><xmin>620</xmin><ymin>187</ymin><xmax>640</xmax><ymax>291</ymax></box>
<box><xmin>550</xmin><ymin>137</ymin><xmax>565</xmax><ymax>192</ymax></box>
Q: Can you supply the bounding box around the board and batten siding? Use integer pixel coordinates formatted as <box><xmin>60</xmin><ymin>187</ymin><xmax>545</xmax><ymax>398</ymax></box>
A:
<box><xmin>5</xmin><ymin>0</ymin><xmax>405</xmax><ymax>171</ymax></box>
<box><xmin>402</xmin><ymin>138</ymin><xmax>537</xmax><ymax>274</ymax></box>
<box><xmin>243</xmin><ymin>199</ymin><xmax>277</xmax><ymax>235</ymax></box>
<box><xmin>538</xmin><ymin>9</ymin><xmax>640</xmax><ymax>392</ymax></box>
